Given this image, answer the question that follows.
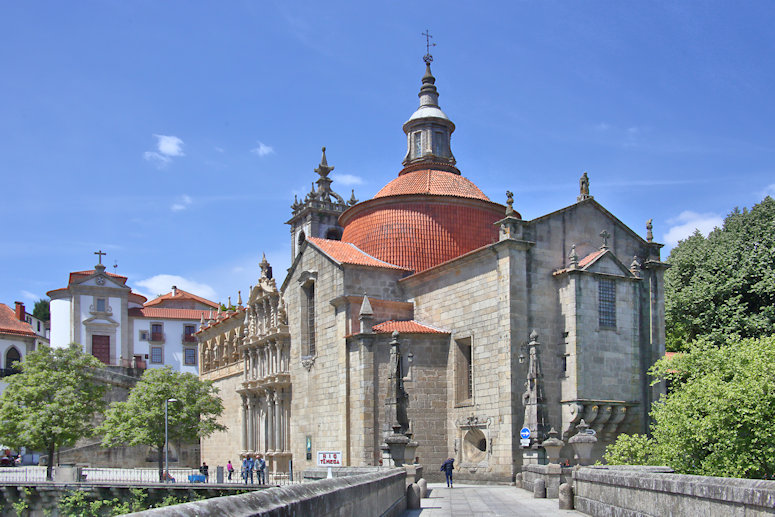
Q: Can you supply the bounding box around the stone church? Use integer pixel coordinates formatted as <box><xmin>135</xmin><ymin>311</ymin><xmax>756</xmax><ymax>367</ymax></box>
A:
<box><xmin>198</xmin><ymin>55</ymin><xmax>667</xmax><ymax>482</ymax></box>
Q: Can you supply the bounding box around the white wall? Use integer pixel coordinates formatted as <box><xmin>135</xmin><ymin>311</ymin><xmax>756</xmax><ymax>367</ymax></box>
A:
<box><xmin>131</xmin><ymin>318</ymin><xmax>199</xmax><ymax>375</ymax></box>
<box><xmin>49</xmin><ymin>298</ymin><xmax>71</xmax><ymax>348</ymax></box>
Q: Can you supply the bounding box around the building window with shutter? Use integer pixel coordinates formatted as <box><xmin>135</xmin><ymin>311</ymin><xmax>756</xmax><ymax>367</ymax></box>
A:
<box><xmin>599</xmin><ymin>278</ymin><xmax>616</xmax><ymax>328</ymax></box>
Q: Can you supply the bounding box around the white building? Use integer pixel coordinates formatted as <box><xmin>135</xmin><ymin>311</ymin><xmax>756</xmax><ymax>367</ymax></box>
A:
<box><xmin>0</xmin><ymin>302</ymin><xmax>45</xmax><ymax>392</ymax></box>
<box><xmin>48</xmin><ymin>257</ymin><xmax>217</xmax><ymax>374</ymax></box>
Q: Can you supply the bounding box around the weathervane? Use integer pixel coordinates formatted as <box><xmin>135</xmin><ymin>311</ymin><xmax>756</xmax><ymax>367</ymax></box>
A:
<box><xmin>422</xmin><ymin>29</ymin><xmax>436</xmax><ymax>64</ymax></box>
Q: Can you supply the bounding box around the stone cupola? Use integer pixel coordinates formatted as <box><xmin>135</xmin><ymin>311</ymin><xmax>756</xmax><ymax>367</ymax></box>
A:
<box><xmin>401</xmin><ymin>56</ymin><xmax>458</xmax><ymax>174</ymax></box>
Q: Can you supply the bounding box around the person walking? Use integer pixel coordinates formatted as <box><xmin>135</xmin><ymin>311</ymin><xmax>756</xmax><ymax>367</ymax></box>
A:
<box><xmin>257</xmin><ymin>454</ymin><xmax>267</xmax><ymax>485</ymax></box>
<box><xmin>227</xmin><ymin>460</ymin><xmax>234</xmax><ymax>482</ymax></box>
<box><xmin>440</xmin><ymin>457</ymin><xmax>455</xmax><ymax>488</ymax></box>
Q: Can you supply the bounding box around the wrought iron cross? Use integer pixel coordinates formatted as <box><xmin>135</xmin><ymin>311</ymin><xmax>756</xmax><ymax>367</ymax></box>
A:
<box><xmin>422</xmin><ymin>30</ymin><xmax>436</xmax><ymax>64</ymax></box>
<box><xmin>600</xmin><ymin>230</ymin><xmax>611</xmax><ymax>249</ymax></box>
<box><xmin>94</xmin><ymin>249</ymin><xmax>106</xmax><ymax>264</ymax></box>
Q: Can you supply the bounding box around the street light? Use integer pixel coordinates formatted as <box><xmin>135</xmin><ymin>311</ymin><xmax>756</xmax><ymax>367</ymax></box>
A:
<box><xmin>164</xmin><ymin>398</ymin><xmax>178</xmax><ymax>482</ymax></box>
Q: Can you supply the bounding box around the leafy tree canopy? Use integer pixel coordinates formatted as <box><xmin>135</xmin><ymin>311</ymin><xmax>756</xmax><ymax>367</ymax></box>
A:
<box><xmin>32</xmin><ymin>298</ymin><xmax>50</xmax><ymax>321</ymax></box>
<box><xmin>665</xmin><ymin>196</ymin><xmax>775</xmax><ymax>351</ymax></box>
<box><xmin>604</xmin><ymin>335</ymin><xmax>775</xmax><ymax>479</ymax></box>
<box><xmin>0</xmin><ymin>344</ymin><xmax>107</xmax><ymax>480</ymax></box>
<box><xmin>98</xmin><ymin>366</ymin><xmax>225</xmax><ymax>480</ymax></box>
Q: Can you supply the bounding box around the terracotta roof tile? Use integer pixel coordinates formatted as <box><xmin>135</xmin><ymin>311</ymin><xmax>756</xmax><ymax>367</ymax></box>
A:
<box><xmin>69</xmin><ymin>270</ymin><xmax>128</xmax><ymax>285</ymax></box>
<box><xmin>341</xmin><ymin>201</ymin><xmax>501</xmax><ymax>272</ymax></box>
<box><xmin>578</xmin><ymin>249</ymin><xmax>606</xmax><ymax>268</ymax></box>
<box><xmin>307</xmin><ymin>237</ymin><xmax>411</xmax><ymax>271</ymax></box>
<box><xmin>144</xmin><ymin>288</ymin><xmax>218</xmax><ymax>308</ymax></box>
<box><xmin>372</xmin><ymin>320</ymin><xmax>448</xmax><ymax>334</ymax></box>
<box><xmin>0</xmin><ymin>304</ymin><xmax>36</xmax><ymax>337</ymax></box>
<box><xmin>128</xmin><ymin>307</ymin><xmax>212</xmax><ymax>320</ymax></box>
<box><xmin>374</xmin><ymin>169</ymin><xmax>492</xmax><ymax>201</ymax></box>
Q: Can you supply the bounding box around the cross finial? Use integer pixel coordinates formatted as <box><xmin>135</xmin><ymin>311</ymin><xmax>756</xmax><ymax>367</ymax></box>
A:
<box><xmin>422</xmin><ymin>30</ymin><xmax>436</xmax><ymax>64</ymax></box>
<box><xmin>94</xmin><ymin>250</ymin><xmax>106</xmax><ymax>264</ymax></box>
<box><xmin>600</xmin><ymin>230</ymin><xmax>611</xmax><ymax>249</ymax></box>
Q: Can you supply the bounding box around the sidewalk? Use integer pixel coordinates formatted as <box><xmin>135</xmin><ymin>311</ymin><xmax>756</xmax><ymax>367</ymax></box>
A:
<box><xmin>401</xmin><ymin>483</ymin><xmax>584</xmax><ymax>516</ymax></box>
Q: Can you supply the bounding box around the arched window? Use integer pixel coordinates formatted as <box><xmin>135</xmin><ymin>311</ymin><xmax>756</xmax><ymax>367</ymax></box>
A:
<box><xmin>5</xmin><ymin>347</ymin><xmax>21</xmax><ymax>371</ymax></box>
<box><xmin>298</xmin><ymin>231</ymin><xmax>306</xmax><ymax>247</ymax></box>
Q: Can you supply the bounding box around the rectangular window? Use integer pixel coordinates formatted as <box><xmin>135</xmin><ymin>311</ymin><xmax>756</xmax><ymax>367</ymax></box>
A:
<box><xmin>413</xmin><ymin>132</ymin><xmax>422</xmax><ymax>157</ymax></box>
<box><xmin>150</xmin><ymin>347</ymin><xmax>163</xmax><ymax>364</ymax></box>
<box><xmin>151</xmin><ymin>323</ymin><xmax>164</xmax><ymax>342</ymax></box>
<box><xmin>183</xmin><ymin>324</ymin><xmax>197</xmax><ymax>343</ymax></box>
<box><xmin>599</xmin><ymin>278</ymin><xmax>617</xmax><ymax>328</ymax></box>
<box><xmin>184</xmin><ymin>348</ymin><xmax>197</xmax><ymax>365</ymax></box>
<box><xmin>96</xmin><ymin>298</ymin><xmax>106</xmax><ymax>312</ymax></box>
<box><xmin>139</xmin><ymin>330</ymin><xmax>149</xmax><ymax>341</ymax></box>
<box><xmin>301</xmin><ymin>283</ymin><xmax>316</xmax><ymax>356</ymax></box>
<box><xmin>433</xmin><ymin>131</ymin><xmax>445</xmax><ymax>156</ymax></box>
<box><xmin>455</xmin><ymin>337</ymin><xmax>473</xmax><ymax>405</ymax></box>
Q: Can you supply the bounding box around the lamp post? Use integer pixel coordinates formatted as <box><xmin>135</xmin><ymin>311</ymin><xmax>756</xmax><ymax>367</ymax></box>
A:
<box><xmin>164</xmin><ymin>398</ymin><xmax>178</xmax><ymax>482</ymax></box>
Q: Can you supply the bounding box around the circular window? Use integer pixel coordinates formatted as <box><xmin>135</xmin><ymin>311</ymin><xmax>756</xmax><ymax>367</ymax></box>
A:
<box><xmin>463</xmin><ymin>429</ymin><xmax>487</xmax><ymax>463</ymax></box>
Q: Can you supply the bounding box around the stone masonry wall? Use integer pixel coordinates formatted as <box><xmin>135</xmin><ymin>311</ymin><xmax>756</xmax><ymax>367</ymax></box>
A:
<box><xmin>200</xmin><ymin>366</ymin><xmax>244</xmax><ymax>469</ymax></box>
<box><xmin>574</xmin><ymin>466</ymin><xmax>775</xmax><ymax>517</ymax></box>
<box><xmin>403</xmin><ymin>247</ymin><xmax>515</xmax><ymax>482</ymax></box>
<box><xmin>286</xmin><ymin>247</ymin><xmax>346</xmax><ymax>472</ymax></box>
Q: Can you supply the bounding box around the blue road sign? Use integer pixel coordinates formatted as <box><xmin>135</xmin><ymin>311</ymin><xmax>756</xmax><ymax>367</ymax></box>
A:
<box><xmin>520</xmin><ymin>427</ymin><xmax>531</xmax><ymax>439</ymax></box>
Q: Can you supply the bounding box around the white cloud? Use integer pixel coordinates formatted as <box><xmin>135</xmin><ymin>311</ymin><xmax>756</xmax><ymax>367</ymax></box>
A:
<box><xmin>594</xmin><ymin>122</ymin><xmax>610</xmax><ymax>131</ymax></box>
<box><xmin>762</xmin><ymin>183</ymin><xmax>775</xmax><ymax>197</ymax></box>
<box><xmin>21</xmin><ymin>290</ymin><xmax>38</xmax><ymax>301</ymax></box>
<box><xmin>331</xmin><ymin>173</ymin><xmax>363</xmax><ymax>186</ymax></box>
<box><xmin>144</xmin><ymin>134</ymin><xmax>185</xmax><ymax>167</ymax></box>
<box><xmin>171</xmin><ymin>194</ymin><xmax>193</xmax><ymax>212</ymax></box>
<box><xmin>135</xmin><ymin>274</ymin><xmax>218</xmax><ymax>302</ymax></box>
<box><xmin>251</xmin><ymin>141</ymin><xmax>274</xmax><ymax>157</ymax></box>
<box><xmin>663</xmin><ymin>211</ymin><xmax>724</xmax><ymax>248</ymax></box>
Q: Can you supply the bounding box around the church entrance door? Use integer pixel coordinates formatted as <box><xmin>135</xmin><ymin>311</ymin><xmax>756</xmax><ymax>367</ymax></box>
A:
<box><xmin>92</xmin><ymin>335</ymin><xmax>110</xmax><ymax>364</ymax></box>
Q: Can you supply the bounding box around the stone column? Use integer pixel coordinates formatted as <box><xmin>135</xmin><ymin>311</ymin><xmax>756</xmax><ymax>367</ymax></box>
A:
<box><xmin>273</xmin><ymin>391</ymin><xmax>280</xmax><ymax>452</ymax></box>
<box><xmin>243</xmin><ymin>350</ymin><xmax>249</xmax><ymax>378</ymax></box>
<box><xmin>240</xmin><ymin>395</ymin><xmax>248</xmax><ymax>452</ymax></box>
<box><xmin>246</xmin><ymin>396</ymin><xmax>254</xmax><ymax>451</ymax></box>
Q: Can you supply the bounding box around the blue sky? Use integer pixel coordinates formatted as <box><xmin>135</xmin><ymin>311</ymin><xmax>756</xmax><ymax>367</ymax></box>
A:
<box><xmin>2</xmin><ymin>1</ymin><xmax>774</xmax><ymax>306</ymax></box>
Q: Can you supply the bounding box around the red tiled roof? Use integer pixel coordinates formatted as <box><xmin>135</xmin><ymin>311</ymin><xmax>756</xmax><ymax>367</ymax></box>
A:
<box><xmin>578</xmin><ymin>249</ymin><xmax>606</xmax><ymax>268</ymax></box>
<box><xmin>129</xmin><ymin>292</ymin><xmax>148</xmax><ymax>304</ymax></box>
<box><xmin>129</xmin><ymin>307</ymin><xmax>212</xmax><ymax>320</ymax></box>
<box><xmin>374</xmin><ymin>169</ymin><xmax>492</xmax><ymax>201</ymax></box>
<box><xmin>69</xmin><ymin>270</ymin><xmax>128</xmax><ymax>285</ymax></box>
<box><xmin>372</xmin><ymin>320</ymin><xmax>448</xmax><ymax>334</ymax></box>
<box><xmin>340</xmin><ymin>200</ymin><xmax>502</xmax><ymax>272</ymax></box>
<box><xmin>144</xmin><ymin>288</ymin><xmax>218</xmax><ymax>308</ymax></box>
<box><xmin>307</xmin><ymin>237</ymin><xmax>411</xmax><ymax>271</ymax></box>
<box><xmin>0</xmin><ymin>304</ymin><xmax>36</xmax><ymax>337</ymax></box>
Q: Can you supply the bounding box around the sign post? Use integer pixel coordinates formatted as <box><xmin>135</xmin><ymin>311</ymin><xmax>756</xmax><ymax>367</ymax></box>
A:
<box><xmin>317</xmin><ymin>451</ymin><xmax>343</xmax><ymax>479</ymax></box>
<box><xmin>520</xmin><ymin>427</ymin><xmax>531</xmax><ymax>448</ymax></box>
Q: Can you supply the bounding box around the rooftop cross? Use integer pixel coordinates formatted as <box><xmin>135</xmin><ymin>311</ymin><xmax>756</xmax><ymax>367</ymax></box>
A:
<box><xmin>600</xmin><ymin>230</ymin><xmax>611</xmax><ymax>249</ymax></box>
<box><xmin>422</xmin><ymin>29</ymin><xmax>436</xmax><ymax>64</ymax></box>
<box><xmin>94</xmin><ymin>249</ymin><xmax>106</xmax><ymax>265</ymax></box>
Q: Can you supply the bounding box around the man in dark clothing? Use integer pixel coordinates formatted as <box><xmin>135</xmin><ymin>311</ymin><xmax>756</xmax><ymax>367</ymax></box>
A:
<box><xmin>440</xmin><ymin>457</ymin><xmax>455</xmax><ymax>488</ymax></box>
<box><xmin>199</xmin><ymin>462</ymin><xmax>209</xmax><ymax>482</ymax></box>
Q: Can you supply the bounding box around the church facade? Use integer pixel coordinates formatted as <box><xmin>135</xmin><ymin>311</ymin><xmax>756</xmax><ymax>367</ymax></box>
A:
<box><xmin>198</xmin><ymin>57</ymin><xmax>667</xmax><ymax>482</ymax></box>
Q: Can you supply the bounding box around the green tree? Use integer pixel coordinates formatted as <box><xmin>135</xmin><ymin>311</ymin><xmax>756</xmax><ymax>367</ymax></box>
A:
<box><xmin>604</xmin><ymin>335</ymin><xmax>775</xmax><ymax>479</ymax></box>
<box><xmin>32</xmin><ymin>298</ymin><xmax>49</xmax><ymax>321</ymax></box>
<box><xmin>665</xmin><ymin>196</ymin><xmax>775</xmax><ymax>351</ymax></box>
<box><xmin>0</xmin><ymin>344</ymin><xmax>108</xmax><ymax>480</ymax></box>
<box><xmin>98</xmin><ymin>366</ymin><xmax>225</xmax><ymax>481</ymax></box>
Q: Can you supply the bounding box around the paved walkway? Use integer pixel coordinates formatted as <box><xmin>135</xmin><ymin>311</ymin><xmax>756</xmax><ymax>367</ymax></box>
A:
<box><xmin>401</xmin><ymin>483</ymin><xmax>584</xmax><ymax>516</ymax></box>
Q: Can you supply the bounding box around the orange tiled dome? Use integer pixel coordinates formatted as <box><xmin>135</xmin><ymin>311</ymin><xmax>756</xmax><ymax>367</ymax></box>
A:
<box><xmin>374</xmin><ymin>169</ymin><xmax>490</xmax><ymax>201</ymax></box>
<box><xmin>340</xmin><ymin>169</ymin><xmax>511</xmax><ymax>272</ymax></box>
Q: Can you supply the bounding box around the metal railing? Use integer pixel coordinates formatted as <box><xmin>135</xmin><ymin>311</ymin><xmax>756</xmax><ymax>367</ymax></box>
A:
<box><xmin>0</xmin><ymin>466</ymin><xmax>301</xmax><ymax>485</ymax></box>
